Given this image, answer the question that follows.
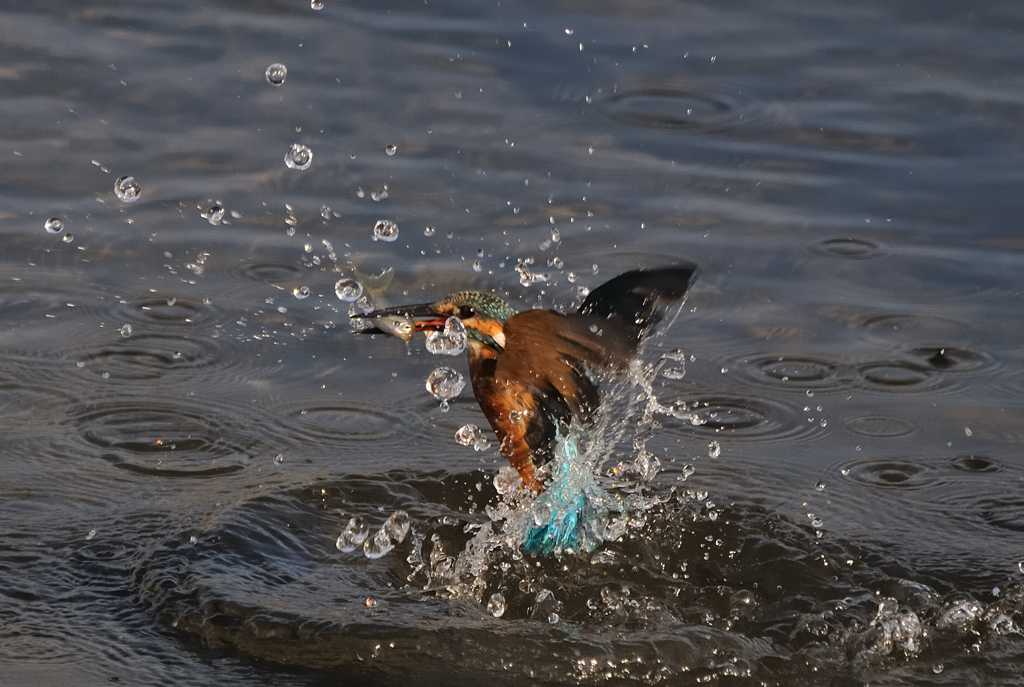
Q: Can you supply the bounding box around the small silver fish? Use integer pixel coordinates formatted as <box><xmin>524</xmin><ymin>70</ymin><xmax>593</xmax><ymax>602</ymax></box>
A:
<box><xmin>353</xmin><ymin>268</ymin><xmax>415</xmax><ymax>342</ymax></box>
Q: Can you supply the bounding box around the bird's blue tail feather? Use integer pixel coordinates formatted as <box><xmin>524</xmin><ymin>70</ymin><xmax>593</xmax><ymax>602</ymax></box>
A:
<box><xmin>522</xmin><ymin>430</ymin><xmax>609</xmax><ymax>556</ymax></box>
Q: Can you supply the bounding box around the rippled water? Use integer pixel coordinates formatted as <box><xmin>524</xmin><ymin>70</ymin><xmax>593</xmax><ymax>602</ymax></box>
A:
<box><xmin>3</xmin><ymin>1</ymin><xmax>1024</xmax><ymax>685</ymax></box>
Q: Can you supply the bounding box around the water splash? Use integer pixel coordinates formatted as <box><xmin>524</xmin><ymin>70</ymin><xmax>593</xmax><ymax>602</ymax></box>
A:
<box><xmin>426</xmin><ymin>367</ymin><xmax>464</xmax><ymax>402</ymax></box>
<box><xmin>424</xmin><ymin>317</ymin><xmax>466</xmax><ymax>356</ymax></box>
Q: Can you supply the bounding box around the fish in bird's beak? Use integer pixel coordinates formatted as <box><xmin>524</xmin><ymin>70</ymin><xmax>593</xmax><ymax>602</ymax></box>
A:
<box><xmin>350</xmin><ymin>302</ymin><xmax>449</xmax><ymax>342</ymax></box>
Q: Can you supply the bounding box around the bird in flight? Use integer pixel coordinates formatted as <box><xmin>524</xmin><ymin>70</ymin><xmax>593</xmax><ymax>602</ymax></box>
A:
<box><xmin>353</xmin><ymin>264</ymin><xmax>697</xmax><ymax>554</ymax></box>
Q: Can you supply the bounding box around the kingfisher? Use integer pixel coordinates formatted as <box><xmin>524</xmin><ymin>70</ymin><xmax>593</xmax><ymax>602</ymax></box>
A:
<box><xmin>352</xmin><ymin>265</ymin><xmax>697</xmax><ymax>554</ymax></box>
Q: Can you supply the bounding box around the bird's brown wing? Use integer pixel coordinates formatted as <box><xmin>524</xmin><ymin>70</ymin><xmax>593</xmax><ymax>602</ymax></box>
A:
<box><xmin>472</xmin><ymin>310</ymin><xmax>634</xmax><ymax>488</ymax></box>
<box><xmin>498</xmin><ymin>310</ymin><xmax>636</xmax><ymax>419</ymax></box>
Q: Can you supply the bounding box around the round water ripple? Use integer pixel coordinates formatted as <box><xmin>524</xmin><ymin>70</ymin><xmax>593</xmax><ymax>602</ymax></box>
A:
<box><xmin>130</xmin><ymin>475</ymin><xmax>789</xmax><ymax>680</ymax></box>
<box><xmin>131</xmin><ymin>474</ymin><xmax>1021</xmax><ymax>682</ymax></box>
<box><xmin>854</xmin><ymin>345</ymin><xmax>991</xmax><ymax>394</ymax></box>
<box><xmin>0</xmin><ymin>382</ymin><xmax>75</xmax><ymax>428</ymax></box>
<box><xmin>857</xmin><ymin>360</ymin><xmax>935</xmax><ymax>391</ymax></box>
<box><xmin>0</xmin><ymin>282</ymin><xmax>111</xmax><ymax>322</ymax></box>
<box><xmin>840</xmin><ymin>456</ymin><xmax>939</xmax><ymax>491</ymax></box>
<box><xmin>601</xmin><ymin>86</ymin><xmax>763</xmax><ymax>134</ymax></box>
<box><xmin>975</xmin><ymin>496</ymin><xmax>1024</xmax><ymax>533</ymax></box>
<box><xmin>73</xmin><ymin>334</ymin><xmax>222</xmax><ymax>381</ymax></box>
<box><xmin>815</xmin><ymin>237</ymin><xmax>882</xmax><ymax>260</ymax></box>
<box><xmin>115</xmin><ymin>295</ymin><xmax>223</xmax><ymax>329</ymax></box>
<box><xmin>660</xmin><ymin>394</ymin><xmax>825</xmax><ymax>443</ymax></box>
<box><xmin>840</xmin><ymin>454</ymin><xmax>1003</xmax><ymax>495</ymax></box>
<box><xmin>732</xmin><ymin>353</ymin><xmax>852</xmax><ymax>392</ymax></box>
<box><xmin>858</xmin><ymin>313</ymin><xmax>972</xmax><ymax>341</ymax></box>
<box><xmin>949</xmin><ymin>454</ymin><xmax>1001</xmax><ymax>474</ymax></box>
<box><xmin>905</xmin><ymin>346</ymin><xmax>992</xmax><ymax>373</ymax></box>
<box><xmin>238</xmin><ymin>262</ymin><xmax>302</xmax><ymax>283</ymax></box>
<box><xmin>845</xmin><ymin>415</ymin><xmax>917</xmax><ymax>438</ymax></box>
<box><xmin>71</xmin><ymin>400</ymin><xmax>266</xmax><ymax>478</ymax></box>
<box><xmin>261</xmin><ymin>404</ymin><xmax>402</xmax><ymax>452</ymax></box>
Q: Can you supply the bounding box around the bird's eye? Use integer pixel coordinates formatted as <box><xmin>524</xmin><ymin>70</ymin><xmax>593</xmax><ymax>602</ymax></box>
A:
<box><xmin>458</xmin><ymin>305</ymin><xmax>476</xmax><ymax>319</ymax></box>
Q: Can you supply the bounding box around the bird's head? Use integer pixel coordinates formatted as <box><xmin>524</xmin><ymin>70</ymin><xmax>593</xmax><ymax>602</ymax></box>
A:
<box><xmin>354</xmin><ymin>290</ymin><xmax>516</xmax><ymax>350</ymax></box>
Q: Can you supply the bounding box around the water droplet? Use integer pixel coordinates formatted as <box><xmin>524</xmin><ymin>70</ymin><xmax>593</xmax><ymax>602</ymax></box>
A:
<box><xmin>119</xmin><ymin>324</ymin><xmax>132</xmax><ymax>338</ymax></box>
<box><xmin>172</xmin><ymin>351</ymin><xmax>182</xmax><ymax>360</ymax></box>
<box><xmin>85</xmin><ymin>529</ymin><xmax>97</xmax><ymax>540</ymax></box>
<box><xmin>385</xmin><ymin>144</ymin><xmax>396</xmax><ymax>156</ymax></box>
<box><xmin>548</xmin><ymin>613</ymin><xmax>559</xmax><ymax>624</ymax></box>
<box><xmin>811</xmin><ymin>517</ymin><xmax>824</xmax><ymax>529</ymax></box>
<box><xmin>932</xmin><ymin>664</ymin><xmax>943</xmax><ymax>674</ymax></box>
<box><xmin>494</xmin><ymin>466</ymin><xmax>519</xmax><ymax>495</ymax></box>
<box><xmin>274</xmin><ymin>453</ymin><xmax>284</xmax><ymax>464</ymax></box>
<box><xmin>383</xmin><ymin>510</ymin><xmax>410</xmax><ymax>543</ymax></box>
<box><xmin>425</xmin><ymin>317</ymin><xmax>467</xmax><ymax>356</ymax></box>
<box><xmin>455</xmin><ymin>424</ymin><xmax>483</xmax><ymax>447</ymax></box>
<box><xmin>293</xmin><ymin>286</ymin><xmax>311</xmax><ymax>299</ymax></box>
<box><xmin>965</xmin><ymin>426</ymin><xmax>973</xmax><ymax>437</ymax></box>
<box><xmin>265</xmin><ymin>62</ymin><xmax>287</xmax><ymax>85</ymax></box>
<box><xmin>321</xmin><ymin>205</ymin><xmax>332</xmax><ymax>220</ymax></box>
<box><xmin>373</xmin><ymin>219</ymin><xmax>399</xmax><ymax>242</ymax></box>
<box><xmin>334</xmin><ymin>278</ymin><xmax>363</xmax><ymax>302</ymax></box>
<box><xmin>1018</xmin><ymin>560</ymin><xmax>1024</xmax><ymax>574</ymax></box>
<box><xmin>363</xmin><ymin>527</ymin><xmax>394</xmax><ymax>559</ymax></box>
<box><xmin>44</xmin><ymin>217</ymin><xmax>63</xmax><ymax>234</ymax></box>
<box><xmin>487</xmin><ymin>593</ymin><xmax>506</xmax><ymax>618</ymax></box>
<box><xmin>310</xmin><ymin>0</ymin><xmax>324</xmax><ymax>9</ymax></box>
<box><xmin>472</xmin><ymin>260</ymin><xmax>483</xmax><ymax>273</ymax></box>
<box><xmin>62</xmin><ymin>233</ymin><xmax>74</xmax><ymax>244</ymax></box>
<box><xmin>603</xmin><ymin>516</ymin><xmax>627</xmax><ymax>541</ymax></box>
<box><xmin>284</xmin><ymin>144</ymin><xmax>312</xmax><ymax>170</ymax></box>
<box><xmin>708</xmin><ymin>441</ymin><xmax>721</xmax><ymax>458</ymax></box>
<box><xmin>336</xmin><ymin>516</ymin><xmax>369</xmax><ymax>552</ymax></box>
<box><xmin>425</xmin><ymin>366</ymin><xmax>465</xmax><ymax>401</ymax></box>
<box><xmin>815</xmin><ymin>481</ymin><xmax>826</xmax><ymax>491</ymax></box>
<box><xmin>424</xmin><ymin>226</ymin><xmax>436</xmax><ymax>236</ymax></box>
<box><xmin>114</xmin><ymin>175</ymin><xmax>141</xmax><ymax>202</ymax></box>
<box><xmin>201</xmin><ymin>205</ymin><xmax>225</xmax><ymax>225</ymax></box>
<box><xmin>101</xmin><ymin>371</ymin><xmax>110</xmax><ymax>379</ymax></box>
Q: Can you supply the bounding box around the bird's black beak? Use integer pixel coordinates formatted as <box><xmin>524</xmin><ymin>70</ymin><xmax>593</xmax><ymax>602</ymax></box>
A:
<box><xmin>350</xmin><ymin>302</ymin><xmax>449</xmax><ymax>335</ymax></box>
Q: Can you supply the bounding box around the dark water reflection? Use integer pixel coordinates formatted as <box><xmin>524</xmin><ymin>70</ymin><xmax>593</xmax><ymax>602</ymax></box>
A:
<box><xmin>2</xmin><ymin>0</ymin><xmax>1024</xmax><ymax>685</ymax></box>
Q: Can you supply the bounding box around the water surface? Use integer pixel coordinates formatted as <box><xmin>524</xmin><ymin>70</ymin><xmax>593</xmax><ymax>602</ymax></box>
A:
<box><xmin>2</xmin><ymin>1</ymin><xmax>1024</xmax><ymax>685</ymax></box>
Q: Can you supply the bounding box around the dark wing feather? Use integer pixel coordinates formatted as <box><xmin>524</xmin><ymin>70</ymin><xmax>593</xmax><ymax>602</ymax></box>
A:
<box><xmin>578</xmin><ymin>264</ymin><xmax>697</xmax><ymax>343</ymax></box>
